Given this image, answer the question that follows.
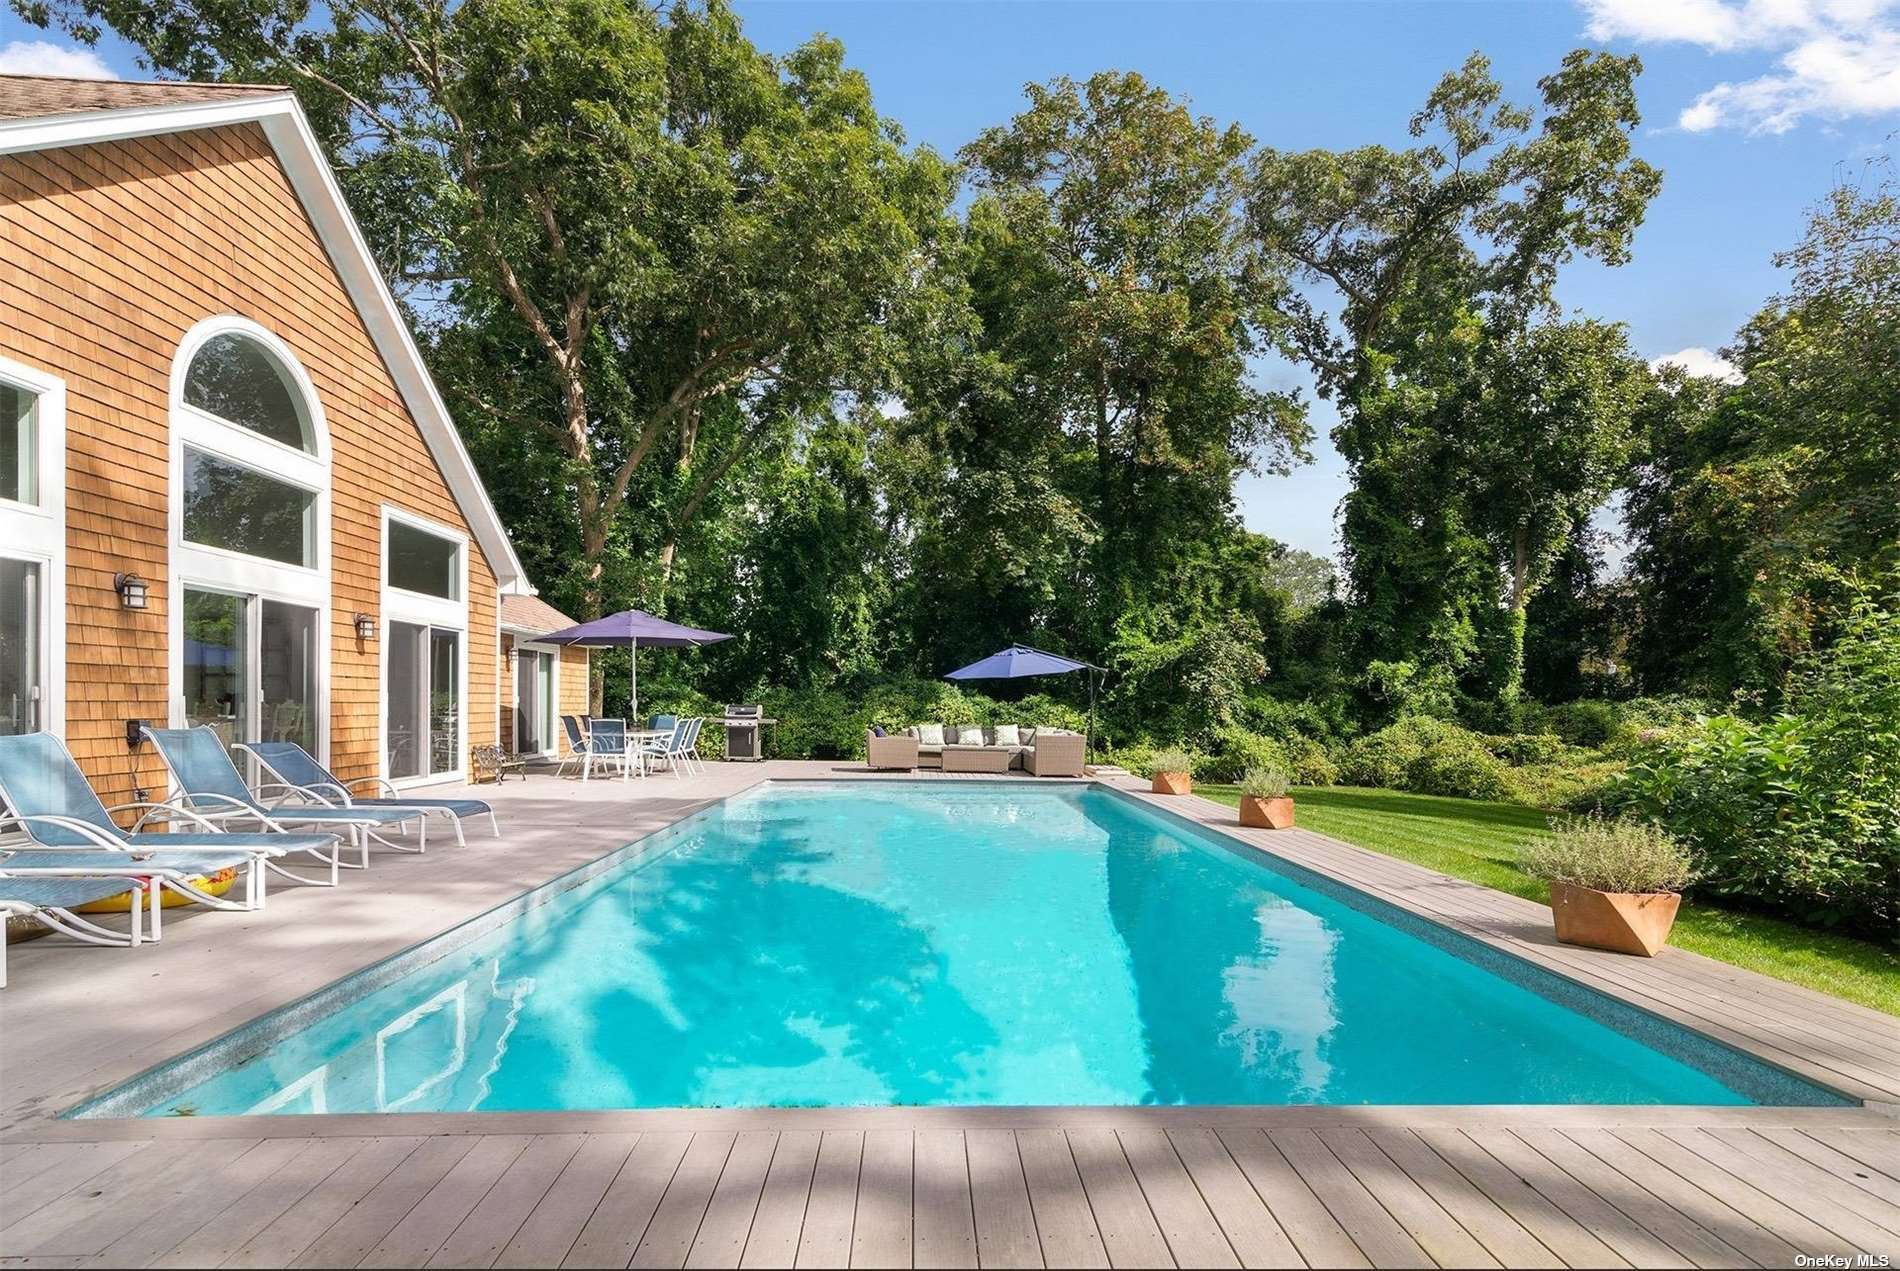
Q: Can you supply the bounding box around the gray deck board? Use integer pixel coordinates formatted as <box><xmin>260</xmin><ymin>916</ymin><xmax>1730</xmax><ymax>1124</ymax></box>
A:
<box><xmin>3</xmin><ymin>765</ymin><xmax>1898</xmax><ymax>1269</ymax></box>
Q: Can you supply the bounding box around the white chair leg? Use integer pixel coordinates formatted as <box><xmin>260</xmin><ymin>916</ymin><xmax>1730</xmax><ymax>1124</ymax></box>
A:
<box><xmin>151</xmin><ymin>881</ymin><xmax>164</xmax><ymax>941</ymax></box>
<box><xmin>488</xmin><ymin>812</ymin><xmax>500</xmax><ymax>838</ymax></box>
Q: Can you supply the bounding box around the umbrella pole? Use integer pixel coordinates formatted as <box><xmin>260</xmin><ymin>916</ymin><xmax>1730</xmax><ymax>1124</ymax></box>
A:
<box><xmin>629</xmin><ymin>637</ymin><xmax>639</xmax><ymax>723</ymax></box>
<box><xmin>1087</xmin><ymin>669</ymin><xmax>1097</xmax><ymax>767</ymax></box>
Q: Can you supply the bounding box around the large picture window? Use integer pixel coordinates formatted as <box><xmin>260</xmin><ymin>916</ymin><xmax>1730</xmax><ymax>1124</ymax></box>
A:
<box><xmin>182</xmin><ymin>447</ymin><xmax>316</xmax><ymax>567</ymax></box>
<box><xmin>183</xmin><ymin>331</ymin><xmax>314</xmax><ymax>452</ymax></box>
<box><xmin>387</xmin><ymin>520</ymin><xmax>460</xmax><ymax>599</ymax></box>
<box><xmin>171</xmin><ymin>320</ymin><xmax>328</xmax><ymax>761</ymax></box>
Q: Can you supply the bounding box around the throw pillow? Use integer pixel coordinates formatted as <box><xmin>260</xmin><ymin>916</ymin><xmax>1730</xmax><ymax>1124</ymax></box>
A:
<box><xmin>916</xmin><ymin>723</ymin><xmax>945</xmax><ymax>746</ymax></box>
<box><xmin>870</xmin><ymin>724</ymin><xmax>887</xmax><ymax>738</ymax></box>
<box><xmin>956</xmin><ymin>724</ymin><xmax>987</xmax><ymax>745</ymax></box>
<box><xmin>992</xmin><ymin>723</ymin><xmax>1021</xmax><ymax>747</ymax></box>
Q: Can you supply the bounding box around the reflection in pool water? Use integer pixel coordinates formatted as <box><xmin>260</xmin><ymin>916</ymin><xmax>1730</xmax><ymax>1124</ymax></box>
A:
<box><xmin>139</xmin><ymin>783</ymin><xmax>1781</xmax><ymax>1115</ymax></box>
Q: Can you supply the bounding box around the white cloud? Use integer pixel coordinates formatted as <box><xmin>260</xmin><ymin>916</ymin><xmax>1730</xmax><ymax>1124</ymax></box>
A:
<box><xmin>1578</xmin><ymin>0</ymin><xmax>1900</xmax><ymax>133</ymax></box>
<box><xmin>1649</xmin><ymin>346</ymin><xmax>1743</xmax><ymax>381</ymax></box>
<box><xmin>0</xmin><ymin>40</ymin><xmax>119</xmax><ymax>80</ymax></box>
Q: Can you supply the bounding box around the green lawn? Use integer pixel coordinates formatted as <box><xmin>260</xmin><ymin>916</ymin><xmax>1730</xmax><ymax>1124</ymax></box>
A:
<box><xmin>1198</xmin><ymin>783</ymin><xmax>1900</xmax><ymax>1018</ymax></box>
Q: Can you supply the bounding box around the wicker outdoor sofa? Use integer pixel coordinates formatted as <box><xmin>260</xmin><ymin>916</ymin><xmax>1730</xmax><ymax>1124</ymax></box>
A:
<box><xmin>865</xmin><ymin>724</ymin><xmax>1087</xmax><ymax>777</ymax></box>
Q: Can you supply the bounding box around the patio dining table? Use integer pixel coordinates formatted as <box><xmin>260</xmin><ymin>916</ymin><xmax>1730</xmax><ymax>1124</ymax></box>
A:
<box><xmin>582</xmin><ymin>725</ymin><xmax>675</xmax><ymax>782</ymax></box>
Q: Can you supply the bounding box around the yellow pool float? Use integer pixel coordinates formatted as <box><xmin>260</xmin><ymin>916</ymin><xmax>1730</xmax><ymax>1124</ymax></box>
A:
<box><xmin>73</xmin><ymin>867</ymin><xmax>239</xmax><ymax>912</ymax></box>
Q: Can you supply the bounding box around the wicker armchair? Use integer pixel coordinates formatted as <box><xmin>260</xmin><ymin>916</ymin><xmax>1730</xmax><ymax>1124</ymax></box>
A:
<box><xmin>865</xmin><ymin>730</ymin><xmax>919</xmax><ymax>770</ymax></box>
<box><xmin>1025</xmin><ymin>731</ymin><xmax>1086</xmax><ymax>777</ymax></box>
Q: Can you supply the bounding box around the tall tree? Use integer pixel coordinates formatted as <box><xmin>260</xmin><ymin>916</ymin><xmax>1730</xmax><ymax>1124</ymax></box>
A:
<box><xmin>25</xmin><ymin>0</ymin><xmax>955</xmax><ymax>615</ymax></box>
<box><xmin>1624</xmin><ymin>169</ymin><xmax>1900</xmax><ymax>698</ymax></box>
<box><xmin>953</xmin><ymin>71</ymin><xmax>1311</xmax><ymax>650</ymax></box>
<box><xmin>1246</xmin><ymin>50</ymin><xmax>1661</xmax><ymax>695</ymax></box>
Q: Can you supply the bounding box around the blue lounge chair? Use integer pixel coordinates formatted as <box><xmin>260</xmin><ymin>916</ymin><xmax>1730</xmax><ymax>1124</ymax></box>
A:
<box><xmin>239</xmin><ymin>740</ymin><xmax>498</xmax><ymax>846</ymax></box>
<box><xmin>0</xmin><ymin>731</ymin><xmax>338</xmax><ymax>907</ymax></box>
<box><xmin>0</xmin><ymin>873</ymin><xmax>154</xmax><ymax>988</ymax></box>
<box><xmin>142</xmin><ymin>726</ymin><xmax>425</xmax><ymax>870</ymax></box>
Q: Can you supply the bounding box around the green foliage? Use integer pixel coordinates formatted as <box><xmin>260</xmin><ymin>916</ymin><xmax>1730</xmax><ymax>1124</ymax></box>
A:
<box><xmin>1615</xmin><ymin>586</ymin><xmax>1900</xmax><ymax>932</ymax></box>
<box><xmin>1193</xmin><ymin>728</ymin><xmax>1289</xmax><ymax>783</ymax></box>
<box><xmin>1519</xmin><ymin>816</ymin><xmax>1695</xmax><ymax>894</ymax></box>
<box><xmin>1485</xmin><ymin>733</ymin><xmax>1567</xmax><ymax>765</ymax></box>
<box><xmin>1239</xmin><ymin>768</ymin><xmax>1291</xmax><ymax>799</ymax></box>
<box><xmin>1339</xmin><ymin>717</ymin><xmax>1513</xmax><ymax>800</ymax></box>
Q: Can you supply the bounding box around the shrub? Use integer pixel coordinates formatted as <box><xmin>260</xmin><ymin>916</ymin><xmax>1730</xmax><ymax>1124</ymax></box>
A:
<box><xmin>1485</xmin><ymin>732</ymin><xmax>1567</xmax><ymax>766</ymax></box>
<box><xmin>1405</xmin><ymin>736</ymin><xmax>1513</xmax><ymax>801</ymax></box>
<box><xmin>1520</xmin><ymin>816</ymin><xmax>1696</xmax><ymax>895</ymax></box>
<box><xmin>1533</xmin><ymin>700</ymin><xmax>1619</xmax><ymax>748</ymax></box>
<box><xmin>1281</xmin><ymin>735</ymin><xmax>1339</xmax><ymax>787</ymax></box>
<box><xmin>1239</xmin><ymin>767</ymin><xmax>1291</xmax><ymax>799</ymax></box>
<box><xmin>1506</xmin><ymin>758</ymin><xmax>1626</xmax><ymax>813</ymax></box>
<box><xmin>1612</xmin><ymin>587</ymin><xmax>1900</xmax><ymax>933</ymax></box>
<box><xmin>1194</xmin><ymin>728</ymin><xmax>1289</xmax><ymax>783</ymax></box>
<box><xmin>1148</xmin><ymin>747</ymin><xmax>1194</xmax><ymax>777</ymax></box>
<box><xmin>1339</xmin><ymin>721</ymin><xmax>1428</xmax><ymax>787</ymax></box>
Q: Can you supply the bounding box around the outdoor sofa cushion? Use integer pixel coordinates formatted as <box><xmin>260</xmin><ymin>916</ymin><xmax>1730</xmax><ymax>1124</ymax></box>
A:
<box><xmin>957</xmin><ymin>724</ymin><xmax>988</xmax><ymax>745</ymax></box>
<box><xmin>992</xmin><ymin>724</ymin><xmax>1020</xmax><ymax>746</ymax></box>
<box><xmin>915</xmin><ymin>723</ymin><xmax>945</xmax><ymax>746</ymax></box>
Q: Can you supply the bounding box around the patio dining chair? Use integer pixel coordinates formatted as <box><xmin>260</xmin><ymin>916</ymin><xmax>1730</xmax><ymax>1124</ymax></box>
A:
<box><xmin>143</xmin><ymin>726</ymin><xmax>425</xmax><ymax>870</ymax></box>
<box><xmin>239</xmin><ymin>741</ymin><xmax>499</xmax><ymax>847</ymax></box>
<box><xmin>584</xmin><ymin>719</ymin><xmax>636</xmax><ymax>781</ymax></box>
<box><xmin>639</xmin><ymin>718</ymin><xmax>689</xmax><ymax>779</ymax></box>
<box><xmin>0</xmin><ymin>731</ymin><xmax>334</xmax><ymax>908</ymax></box>
<box><xmin>557</xmin><ymin>715</ymin><xmax>591</xmax><ymax>779</ymax></box>
<box><xmin>1</xmin><ymin>873</ymin><xmax>155</xmax><ymax>988</ymax></box>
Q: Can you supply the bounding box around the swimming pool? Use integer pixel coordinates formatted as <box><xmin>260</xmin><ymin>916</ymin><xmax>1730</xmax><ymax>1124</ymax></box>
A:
<box><xmin>78</xmin><ymin>782</ymin><xmax>1848</xmax><ymax>1116</ymax></box>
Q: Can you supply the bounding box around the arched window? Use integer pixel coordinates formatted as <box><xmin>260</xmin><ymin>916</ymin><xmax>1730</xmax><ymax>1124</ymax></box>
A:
<box><xmin>169</xmin><ymin>318</ymin><xmax>331</xmax><ymax>759</ymax></box>
<box><xmin>181</xmin><ymin>332</ymin><xmax>316</xmax><ymax>452</ymax></box>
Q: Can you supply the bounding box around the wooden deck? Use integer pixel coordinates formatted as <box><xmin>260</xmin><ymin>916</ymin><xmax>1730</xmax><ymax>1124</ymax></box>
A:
<box><xmin>3</xmin><ymin>763</ymin><xmax>1897</xmax><ymax>1268</ymax></box>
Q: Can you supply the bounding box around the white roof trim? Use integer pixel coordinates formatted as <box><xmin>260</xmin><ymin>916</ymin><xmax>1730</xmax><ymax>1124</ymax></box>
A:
<box><xmin>0</xmin><ymin>91</ymin><xmax>528</xmax><ymax>591</ymax></box>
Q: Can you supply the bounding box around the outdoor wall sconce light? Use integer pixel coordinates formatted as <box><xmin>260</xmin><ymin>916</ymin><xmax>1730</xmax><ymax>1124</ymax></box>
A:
<box><xmin>114</xmin><ymin>572</ymin><xmax>149</xmax><ymax>610</ymax></box>
<box><xmin>354</xmin><ymin>612</ymin><xmax>378</xmax><ymax>641</ymax></box>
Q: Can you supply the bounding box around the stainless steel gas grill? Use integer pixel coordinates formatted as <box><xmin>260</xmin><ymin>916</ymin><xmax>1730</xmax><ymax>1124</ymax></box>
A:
<box><xmin>721</xmin><ymin>704</ymin><xmax>776</xmax><ymax>761</ymax></box>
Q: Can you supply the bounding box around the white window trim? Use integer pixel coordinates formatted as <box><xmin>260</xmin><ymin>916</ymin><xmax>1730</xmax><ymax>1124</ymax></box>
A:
<box><xmin>167</xmin><ymin>318</ymin><xmax>331</xmax><ymax>761</ymax></box>
<box><xmin>0</xmin><ymin>354</ymin><xmax>66</xmax><ymax>739</ymax></box>
<box><xmin>380</xmin><ymin>505</ymin><xmax>470</xmax><ymax>788</ymax></box>
<box><xmin>513</xmin><ymin>639</ymin><xmax>561</xmax><ymax>759</ymax></box>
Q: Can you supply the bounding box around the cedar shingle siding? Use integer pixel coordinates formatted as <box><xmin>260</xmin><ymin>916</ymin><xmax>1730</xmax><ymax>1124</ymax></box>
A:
<box><xmin>0</xmin><ymin>121</ymin><xmax>500</xmax><ymax>802</ymax></box>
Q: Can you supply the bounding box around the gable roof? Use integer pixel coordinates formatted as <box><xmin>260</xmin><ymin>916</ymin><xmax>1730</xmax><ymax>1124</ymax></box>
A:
<box><xmin>0</xmin><ymin>74</ymin><xmax>527</xmax><ymax>592</ymax></box>
<box><xmin>0</xmin><ymin>73</ymin><xmax>286</xmax><ymax>121</ymax></box>
<box><xmin>500</xmin><ymin>594</ymin><xmax>581</xmax><ymax>639</ymax></box>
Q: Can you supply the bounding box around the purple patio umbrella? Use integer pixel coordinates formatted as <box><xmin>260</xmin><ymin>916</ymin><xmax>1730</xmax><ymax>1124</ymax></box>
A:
<box><xmin>539</xmin><ymin>609</ymin><xmax>732</xmax><ymax>720</ymax></box>
<box><xmin>944</xmin><ymin>643</ymin><xmax>1104</xmax><ymax>758</ymax></box>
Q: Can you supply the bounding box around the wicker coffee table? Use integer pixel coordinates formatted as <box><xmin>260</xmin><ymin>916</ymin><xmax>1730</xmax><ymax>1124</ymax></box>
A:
<box><xmin>941</xmin><ymin>745</ymin><xmax>1011</xmax><ymax>774</ymax></box>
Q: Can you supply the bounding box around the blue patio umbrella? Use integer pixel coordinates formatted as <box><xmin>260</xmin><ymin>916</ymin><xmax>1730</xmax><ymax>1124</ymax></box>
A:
<box><xmin>944</xmin><ymin>643</ymin><xmax>1104</xmax><ymax>757</ymax></box>
<box><xmin>539</xmin><ymin>609</ymin><xmax>732</xmax><ymax>721</ymax></box>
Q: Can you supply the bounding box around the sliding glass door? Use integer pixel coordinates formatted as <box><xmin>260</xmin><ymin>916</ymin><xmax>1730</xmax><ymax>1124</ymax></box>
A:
<box><xmin>183</xmin><ymin>587</ymin><xmax>319</xmax><ymax>754</ymax></box>
<box><xmin>515</xmin><ymin>647</ymin><xmax>554</xmax><ymax>754</ymax></box>
<box><xmin>0</xmin><ymin>558</ymin><xmax>40</xmax><ymax>736</ymax></box>
<box><xmin>387</xmin><ymin>621</ymin><xmax>462</xmax><ymax>780</ymax></box>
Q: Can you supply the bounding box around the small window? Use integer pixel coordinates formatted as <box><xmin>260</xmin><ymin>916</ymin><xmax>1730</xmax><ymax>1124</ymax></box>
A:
<box><xmin>183</xmin><ymin>333</ymin><xmax>313</xmax><ymax>452</ymax></box>
<box><xmin>1</xmin><ymin>381</ymin><xmax>36</xmax><ymax>505</ymax></box>
<box><xmin>182</xmin><ymin>447</ymin><xmax>316</xmax><ymax>567</ymax></box>
<box><xmin>388</xmin><ymin>520</ymin><xmax>460</xmax><ymax>599</ymax></box>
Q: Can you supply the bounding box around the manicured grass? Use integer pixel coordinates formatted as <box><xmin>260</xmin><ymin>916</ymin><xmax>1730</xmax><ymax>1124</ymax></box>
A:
<box><xmin>1199</xmin><ymin>783</ymin><xmax>1900</xmax><ymax>1018</ymax></box>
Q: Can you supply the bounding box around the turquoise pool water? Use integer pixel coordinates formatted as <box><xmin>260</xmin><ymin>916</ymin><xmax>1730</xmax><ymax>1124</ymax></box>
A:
<box><xmin>109</xmin><ymin>783</ymin><xmax>1838</xmax><ymax>1115</ymax></box>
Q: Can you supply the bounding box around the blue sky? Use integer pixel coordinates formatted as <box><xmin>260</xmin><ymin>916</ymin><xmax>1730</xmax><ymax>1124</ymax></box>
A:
<box><xmin>5</xmin><ymin>0</ymin><xmax>1895</xmax><ymax>560</ymax></box>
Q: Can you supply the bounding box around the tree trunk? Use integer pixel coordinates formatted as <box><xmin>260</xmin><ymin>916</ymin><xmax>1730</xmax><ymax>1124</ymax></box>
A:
<box><xmin>1501</xmin><ymin>524</ymin><xmax>1532</xmax><ymax>703</ymax></box>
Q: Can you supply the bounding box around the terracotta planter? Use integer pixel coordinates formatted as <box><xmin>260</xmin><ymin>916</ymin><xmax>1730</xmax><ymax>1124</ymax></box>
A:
<box><xmin>1548</xmin><ymin>881</ymin><xmax>1681</xmax><ymax>957</ymax></box>
<box><xmin>1152</xmin><ymin>771</ymin><xmax>1192</xmax><ymax>796</ymax></box>
<box><xmin>1240</xmin><ymin>795</ymin><xmax>1295</xmax><ymax>829</ymax></box>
